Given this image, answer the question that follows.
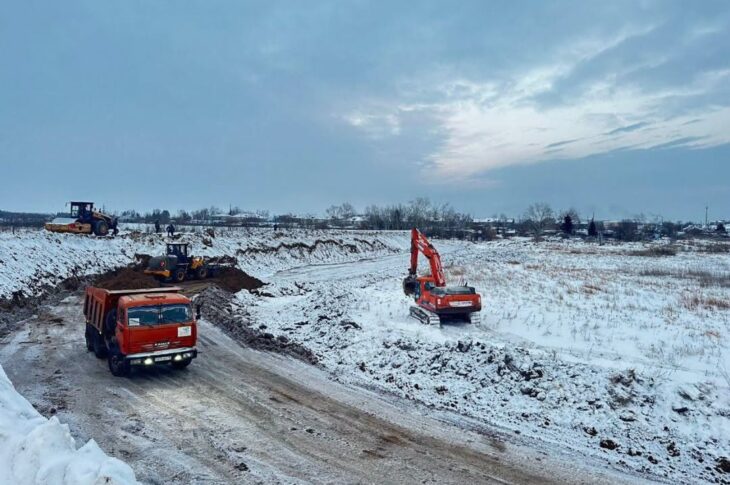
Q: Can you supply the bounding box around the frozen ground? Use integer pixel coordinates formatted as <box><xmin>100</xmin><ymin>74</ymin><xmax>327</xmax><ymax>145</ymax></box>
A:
<box><xmin>1</xmin><ymin>229</ymin><xmax>728</xmax><ymax>483</ymax></box>
<box><xmin>237</xmin><ymin>237</ymin><xmax>730</xmax><ymax>483</ymax></box>
<box><xmin>0</xmin><ymin>294</ymin><xmax>614</xmax><ymax>484</ymax></box>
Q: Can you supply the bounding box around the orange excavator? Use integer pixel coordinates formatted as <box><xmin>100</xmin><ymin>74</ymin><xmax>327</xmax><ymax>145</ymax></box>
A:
<box><xmin>403</xmin><ymin>228</ymin><xmax>481</xmax><ymax>325</ymax></box>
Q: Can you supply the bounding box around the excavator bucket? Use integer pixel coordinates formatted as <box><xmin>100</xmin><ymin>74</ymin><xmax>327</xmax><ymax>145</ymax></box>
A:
<box><xmin>403</xmin><ymin>274</ymin><xmax>418</xmax><ymax>296</ymax></box>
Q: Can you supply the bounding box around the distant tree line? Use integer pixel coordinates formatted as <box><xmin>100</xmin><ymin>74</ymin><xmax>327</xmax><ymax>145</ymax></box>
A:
<box><xmin>0</xmin><ymin>210</ymin><xmax>50</xmax><ymax>228</ymax></box>
<box><xmin>2</xmin><ymin>200</ymin><xmax>728</xmax><ymax>243</ymax></box>
<box><xmin>515</xmin><ymin>203</ymin><xmax>720</xmax><ymax>241</ymax></box>
<box><xmin>325</xmin><ymin>198</ymin><xmax>476</xmax><ymax>238</ymax></box>
<box><xmin>117</xmin><ymin>206</ymin><xmax>269</xmax><ymax>225</ymax></box>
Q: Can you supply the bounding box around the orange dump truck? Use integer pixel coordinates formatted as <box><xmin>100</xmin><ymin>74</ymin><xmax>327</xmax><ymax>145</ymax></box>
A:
<box><xmin>84</xmin><ymin>287</ymin><xmax>199</xmax><ymax>376</ymax></box>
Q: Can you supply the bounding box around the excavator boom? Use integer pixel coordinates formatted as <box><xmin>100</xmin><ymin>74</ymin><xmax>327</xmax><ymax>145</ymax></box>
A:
<box><xmin>409</xmin><ymin>228</ymin><xmax>446</xmax><ymax>287</ymax></box>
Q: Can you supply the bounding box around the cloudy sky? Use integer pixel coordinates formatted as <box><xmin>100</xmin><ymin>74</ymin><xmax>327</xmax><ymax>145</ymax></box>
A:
<box><xmin>1</xmin><ymin>0</ymin><xmax>728</xmax><ymax>220</ymax></box>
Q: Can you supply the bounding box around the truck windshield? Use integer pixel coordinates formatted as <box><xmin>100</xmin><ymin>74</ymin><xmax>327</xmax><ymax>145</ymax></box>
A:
<box><xmin>127</xmin><ymin>304</ymin><xmax>192</xmax><ymax>326</ymax></box>
<box><xmin>430</xmin><ymin>286</ymin><xmax>475</xmax><ymax>296</ymax></box>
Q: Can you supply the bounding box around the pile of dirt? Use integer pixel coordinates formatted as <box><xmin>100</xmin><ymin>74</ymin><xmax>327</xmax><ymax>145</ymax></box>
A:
<box><xmin>196</xmin><ymin>286</ymin><xmax>317</xmax><ymax>365</ymax></box>
<box><xmin>94</xmin><ymin>267</ymin><xmax>160</xmax><ymax>290</ymax></box>
<box><xmin>213</xmin><ymin>267</ymin><xmax>264</xmax><ymax>293</ymax></box>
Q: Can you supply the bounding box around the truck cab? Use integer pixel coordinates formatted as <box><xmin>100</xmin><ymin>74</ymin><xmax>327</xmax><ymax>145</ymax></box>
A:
<box><xmin>84</xmin><ymin>287</ymin><xmax>198</xmax><ymax>376</ymax></box>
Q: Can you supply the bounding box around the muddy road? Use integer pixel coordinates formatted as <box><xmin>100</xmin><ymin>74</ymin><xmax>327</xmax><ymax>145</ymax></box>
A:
<box><xmin>0</xmin><ymin>291</ymin><xmax>625</xmax><ymax>484</ymax></box>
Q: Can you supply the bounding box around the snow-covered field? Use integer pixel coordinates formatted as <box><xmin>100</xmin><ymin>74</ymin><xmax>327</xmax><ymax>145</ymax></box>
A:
<box><xmin>1</xmin><ymin>229</ymin><xmax>729</xmax><ymax>483</ymax></box>
<box><xmin>0</xmin><ymin>365</ymin><xmax>138</xmax><ymax>484</ymax></box>
<box><xmin>236</xmin><ymin>237</ymin><xmax>730</xmax><ymax>483</ymax></box>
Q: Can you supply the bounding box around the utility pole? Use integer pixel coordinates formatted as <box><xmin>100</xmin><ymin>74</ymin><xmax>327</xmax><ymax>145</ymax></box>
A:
<box><xmin>706</xmin><ymin>205</ymin><xmax>709</xmax><ymax>228</ymax></box>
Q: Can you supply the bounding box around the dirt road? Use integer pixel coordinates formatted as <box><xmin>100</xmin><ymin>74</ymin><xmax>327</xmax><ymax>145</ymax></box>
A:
<box><xmin>0</xmin><ymin>293</ymin><xmax>627</xmax><ymax>484</ymax></box>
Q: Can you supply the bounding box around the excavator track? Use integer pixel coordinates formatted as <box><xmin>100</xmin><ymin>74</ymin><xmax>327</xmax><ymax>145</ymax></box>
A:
<box><xmin>409</xmin><ymin>306</ymin><xmax>441</xmax><ymax>326</ymax></box>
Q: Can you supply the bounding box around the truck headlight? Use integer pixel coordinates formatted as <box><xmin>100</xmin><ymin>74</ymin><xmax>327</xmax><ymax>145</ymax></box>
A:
<box><xmin>174</xmin><ymin>354</ymin><xmax>182</xmax><ymax>361</ymax></box>
<box><xmin>143</xmin><ymin>358</ymin><xmax>154</xmax><ymax>365</ymax></box>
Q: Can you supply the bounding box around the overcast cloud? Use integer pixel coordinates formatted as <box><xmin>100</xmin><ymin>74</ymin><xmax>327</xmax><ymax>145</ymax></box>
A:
<box><xmin>1</xmin><ymin>0</ymin><xmax>728</xmax><ymax>220</ymax></box>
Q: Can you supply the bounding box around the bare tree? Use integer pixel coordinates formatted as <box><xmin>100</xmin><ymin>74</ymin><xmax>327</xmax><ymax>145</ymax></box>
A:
<box><xmin>325</xmin><ymin>205</ymin><xmax>340</xmax><ymax>220</ymax></box>
<box><xmin>339</xmin><ymin>202</ymin><xmax>356</xmax><ymax>220</ymax></box>
<box><xmin>523</xmin><ymin>203</ymin><xmax>555</xmax><ymax>240</ymax></box>
<box><xmin>326</xmin><ymin>203</ymin><xmax>357</xmax><ymax>227</ymax></box>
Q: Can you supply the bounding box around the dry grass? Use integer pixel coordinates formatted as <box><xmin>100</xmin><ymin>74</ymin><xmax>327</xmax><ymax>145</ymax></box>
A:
<box><xmin>447</xmin><ymin>266</ymin><xmax>467</xmax><ymax>277</ymax></box>
<box><xmin>699</xmin><ymin>243</ymin><xmax>730</xmax><ymax>253</ymax></box>
<box><xmin>566</xmin><ymin>248</ymin><xmax>599</xmax><ymax>255</ymax></box>
<box><xmin>680</xmin><ymin>293</ymin><xmax>730</xmax><ymax>310</ymax></box>
<box><xmin>582</xmin><ymin>283</ymin><xmax>602</xmax><ymax>294</ymax></box>
<box><xmin>639</xmin><ymin>268</ymin><xmax>730</xmax><ymax>288</ymax></box>
<box><xmin>627</xmin><ymin>246</ymin><xmax>678</xmax><ymax>257</ymax></box>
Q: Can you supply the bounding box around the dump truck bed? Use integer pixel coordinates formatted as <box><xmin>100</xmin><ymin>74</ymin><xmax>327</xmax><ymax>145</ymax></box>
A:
<box><xmin>84</xmin><ymin>286</ymin><xmax>183</xmax><ymax>332</ymax></box>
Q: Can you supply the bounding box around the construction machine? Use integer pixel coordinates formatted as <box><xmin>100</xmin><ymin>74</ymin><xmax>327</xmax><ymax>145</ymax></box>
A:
<box><xmin>84</xmin><ymin>286</ymin><xmax>199</xmax><ymax>376</ymax></box>
<box><xmin>403</xmin><ymin>228</ymin><xmax>481</xmax><ymax>325</ymax></box>
<box><xmin>45</xmin><ymin>201</ymin><xmax>118</xmax><ymax>236</ymax></box>
<box><xmin>144</xmin><ymin>243</ymin><xmax>218</xmax><ymax>283</ymax></box>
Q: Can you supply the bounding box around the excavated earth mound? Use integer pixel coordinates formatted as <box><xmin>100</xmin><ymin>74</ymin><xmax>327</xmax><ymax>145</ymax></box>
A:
<box><xmin>212</xmin><ymin>267</ymin><xmax>264</xmax><ymax>293</ymax></box>
<box><xmin>92</xmin><ymin>261</ymin><xmax>264</xmax><ymax>293</ymax></box>
<box><xmin>94</xmin><ymin>267</ymin><xmax>160</xmax><ymax>290</ymax></box>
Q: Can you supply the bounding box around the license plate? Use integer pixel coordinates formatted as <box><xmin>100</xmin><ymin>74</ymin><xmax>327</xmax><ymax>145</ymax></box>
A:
<box><xmin>449</xmin><ymin>301</ymin><xmax>472</xmax><ymax>307</ymax></box>
<box><xmin>156</xmin><ymin>356</ymin><xmax>172</xmax><ymax>362</ymax></box>
<box><xmin>177</xmin><ymin>326</ymin><xmax>192</xmax><ymax>337</ymax></box>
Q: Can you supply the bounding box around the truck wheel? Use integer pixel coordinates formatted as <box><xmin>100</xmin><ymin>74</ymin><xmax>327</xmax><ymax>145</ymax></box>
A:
<box><xmin>174</xmin><ymin>268</ymin><xmax>186</xmax><ymax>283</ymax></box>
<box><xmin>92</xmin><ymin>332</ymin><xmax>107</xmax><ymax>358</ymax></box>
<box><xmin>93</xmin><ymin>220</ymin><xmax>109</xmax><ymax>236</ymax></box>
<box><xmin>172</xmin><ymin>358</ymin><xmax>192</xmax><ymax>369</ymax></box>
<box><xmin>85</xmin><ymin>324</ymin><xmax>94</xmax><ymax>351</ymax></box>
<box><xmin>108</xmin><ymin>351</ymin><xmax>130</xmax><ymax>377</ymax></box>
<box><xmin>195</xmin><ymin>266</ymin><xmax>208</xmax><ymax>279</ymax></box>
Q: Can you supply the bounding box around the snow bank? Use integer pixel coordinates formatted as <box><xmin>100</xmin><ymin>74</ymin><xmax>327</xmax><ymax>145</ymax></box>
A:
<box><xmin>0</xmin><ymin>364</ymin><xmax>138</xmax><ymax>485</ymax></box>
<box><xmin>0</xmin><ymin>227</ymin><xmax>409</xmax><ymax>301</ymax></box>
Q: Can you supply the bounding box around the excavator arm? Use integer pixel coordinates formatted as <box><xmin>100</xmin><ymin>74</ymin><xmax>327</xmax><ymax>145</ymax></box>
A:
<box><xmin>408</xmin><ymin>228</ymin><xmax>446</xmax><ymax>287</ymax></box>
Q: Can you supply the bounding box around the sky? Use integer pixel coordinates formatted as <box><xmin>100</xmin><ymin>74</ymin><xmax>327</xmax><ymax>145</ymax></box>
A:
<box><xmin>1</xmin><ymin>0</ymin><xmax>729</xmax><ymax>221</ymax></box>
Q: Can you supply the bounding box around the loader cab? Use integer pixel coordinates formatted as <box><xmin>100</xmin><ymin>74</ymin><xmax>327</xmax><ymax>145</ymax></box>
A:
<box><xmin>166</xmin><ymin>243</ymin><xmax>190</xmax><ymax>263</ymax></box>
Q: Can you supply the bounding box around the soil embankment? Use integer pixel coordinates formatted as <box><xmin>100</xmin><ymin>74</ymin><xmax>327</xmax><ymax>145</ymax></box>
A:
<box><xmin>93</xmin><ymin>258</ymin><xmax>264</xmax><ymax>293</ymax></box>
